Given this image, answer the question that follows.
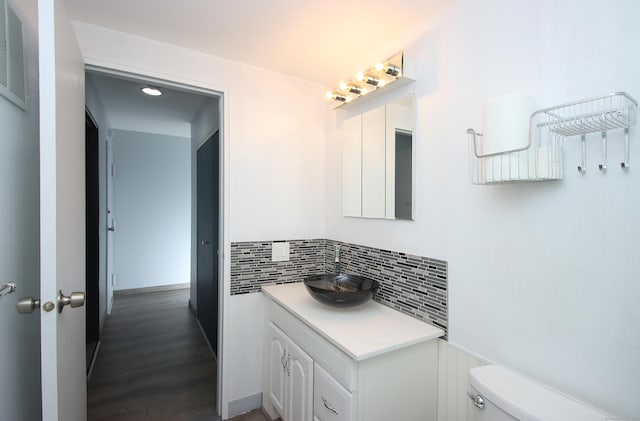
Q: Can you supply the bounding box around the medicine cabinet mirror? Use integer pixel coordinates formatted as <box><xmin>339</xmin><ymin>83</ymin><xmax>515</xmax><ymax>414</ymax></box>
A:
<box><xmin>342</xmin><ymin>95</ymin><xmax>414</xmax><ymax>220</ymax></box>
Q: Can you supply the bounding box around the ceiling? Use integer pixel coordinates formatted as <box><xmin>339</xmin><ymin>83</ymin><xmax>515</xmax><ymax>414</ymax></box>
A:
<box><xmin>87</xmin><ymin>72</ymin><xmax>214</xmax><ymax>138</ymax></box>
<box><xmin>65</xmin><ymin>0</ymin><xmax>451</xmax><ymax>86</ymax></box>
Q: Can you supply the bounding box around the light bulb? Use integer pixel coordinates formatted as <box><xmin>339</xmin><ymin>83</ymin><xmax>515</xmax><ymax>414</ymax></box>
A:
<box><xmin>141</xmin><ymin>86</ymin><xmax>162</xmax><ymax>96</ymax></box>
<box><xmin>325</xmin><ymin>91</ymin><xmax>334</xmax><ymax>100</ymax></box>
<box><xmin>356</xmin><ymin>72</ymin><xmax>365</xmax><ymax>82</ymax></box>
<box><xmin>339</xmin><ymin>82</ymin><xmax>348</xmax><ymax>91</ymax></box>
<box><xmin>375</xmin><ymin>63</ymin><xmax>384</xmax><ymax>71</ymax></box>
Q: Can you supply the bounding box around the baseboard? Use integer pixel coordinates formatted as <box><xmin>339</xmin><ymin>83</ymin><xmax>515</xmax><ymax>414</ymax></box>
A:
<box><xmin>99</xmin><ymin>311</ymin><xmax>107</xmax><ymax>333</ymax></box>
<box><xmin>228</xmin><ymin>393</ymin><xmax>262</xmax><ymax>418</ymax></box>
<box><xmin>87</xmin><ymin>340</ymin><xmax>101</xmax><ymax>381</ymax></box>
<box><xmin>114</xmin><ymin>283</ymin><xmax>189</xmax><ymax>296</ymax></box>
<box><xmin>194</xmin><ymin>317</ymin><xmax>218</xmax><ymax>362</ymax></box>
<box><xmin>261</xmin><ymin>407</ymin><xmax>281</xmax><ymax>421</ymax></box>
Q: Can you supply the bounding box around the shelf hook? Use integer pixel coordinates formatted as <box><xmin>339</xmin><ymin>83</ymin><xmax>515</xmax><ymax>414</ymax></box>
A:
<box><xmin>578</xmin><ymin>134</ymin><xmax>587</xmax><ymax>173</ymax></box>
<box><xmin>621</xmin><ymin>127</ymin><xmax>630</xmax><ymax>169</ymax></box>
<box><xmin>598</xmin><ymin>131</ymin><xmax>607</xmax><ymax>172</ymax></box>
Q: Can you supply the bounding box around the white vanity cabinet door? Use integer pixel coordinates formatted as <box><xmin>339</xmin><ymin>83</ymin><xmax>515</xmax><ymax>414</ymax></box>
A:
<box><xmin>268</xmin><ymin>322</ymin><xmax>287</xmax><ymax>417</ymax></box>
<box><xmin>287</xmin><ymin>340</ymin><xmax>314</xmax><ymax>421</ymax></box>
<box><xmin>313</xmin><ymin>363</ymin><xmax>353</xmax><ymax>421</ymax></box>
<box><xmin>268</xmin><ymin>321</ymin><xmax>314</xmax><ymax>421</ymax></box>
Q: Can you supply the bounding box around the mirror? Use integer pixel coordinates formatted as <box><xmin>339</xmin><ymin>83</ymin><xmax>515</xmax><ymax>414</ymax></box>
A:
<box><xmin>342</xmin><ymin>95</ymin><xmax>414</xmax><ymax>220</ymax></box>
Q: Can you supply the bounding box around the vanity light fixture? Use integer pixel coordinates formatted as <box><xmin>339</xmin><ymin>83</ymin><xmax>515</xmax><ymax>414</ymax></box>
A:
<box><xmin>141</xmin><ymin>86</ymin><xmax>163</xmax><ymax>96</ymax></box>
<box><xmin>325</xmin><ymin>51</ymin><xmax>414</xmax><ymax>109</ymax></box>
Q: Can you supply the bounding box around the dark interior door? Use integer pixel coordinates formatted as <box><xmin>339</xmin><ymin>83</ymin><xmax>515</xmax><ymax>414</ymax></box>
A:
<box><xmin>197</xmin><ymin>131</ymin><xmax>219</xmax><ymax>356</ymax></box>
<box><xmin>85</xmin><ymin>111</ymin><xmax>100</xmax><ymax>370</ymax></box>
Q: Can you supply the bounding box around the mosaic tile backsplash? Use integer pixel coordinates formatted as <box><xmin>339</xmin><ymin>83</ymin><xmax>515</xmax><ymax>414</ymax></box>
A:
<box><xmin>230</xmin><ymin>239</ymin><xmax>448</xmax><ymax>335</ymax></box>
<box><xmin>230</xmin><ymin>239</ymin><xmax>325</xmax><ymax>295</ymax></box>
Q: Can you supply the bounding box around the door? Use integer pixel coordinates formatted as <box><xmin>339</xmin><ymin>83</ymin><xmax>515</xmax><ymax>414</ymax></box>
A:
<box><xmin>286</xmin><ymin>340</ymin><xmax>314</xmax><ymax>421</ymax></box>
<box><xmin>268</xmin><ymin>323</ymin><xmax>287</xmax><ymax>417</ymax></box>
<box><xmin>196</xmin><ymin>131</ymin><xmax>219</xmax><ymax>353</ymax></box>
<box><xmin>39</xmin><ymin>0</ymin><xmax>87</xmax><ymax>420</ymax></box>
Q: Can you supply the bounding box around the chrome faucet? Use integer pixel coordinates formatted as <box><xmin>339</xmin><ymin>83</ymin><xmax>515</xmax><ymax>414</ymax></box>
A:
<box><xmin>334</xmin><ymin>244</ymin><xmax>341</xmax><ymax>275</ymax></box>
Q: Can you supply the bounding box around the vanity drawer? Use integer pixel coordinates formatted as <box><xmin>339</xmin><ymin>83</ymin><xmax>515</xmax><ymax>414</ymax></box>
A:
<box><xmin>313</xmin><ymin>363</ymin><xmax>353</xmax><ymax>421</ymax></box>
<box><xmin>269</xmin><ymin>300</ymin><xmax>356</xmax><ymax>391</ymax></box>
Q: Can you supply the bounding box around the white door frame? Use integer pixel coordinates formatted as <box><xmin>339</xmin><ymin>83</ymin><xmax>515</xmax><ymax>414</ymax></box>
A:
<box><xmin>105</xmin><ymin>138</ymin><xmax>114</xmax><ymax>314</ymax></box>
<box><xmin>85</xmin><ymin>61</ymin><xmax>230</xmax><ymax>417</ymax></box>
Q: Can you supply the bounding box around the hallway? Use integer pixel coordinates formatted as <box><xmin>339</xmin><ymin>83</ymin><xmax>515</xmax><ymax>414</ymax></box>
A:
<box><xmin>87</xmin><ymin>289</ymin><xmax>217</xmax><ymax>421</ymax></box>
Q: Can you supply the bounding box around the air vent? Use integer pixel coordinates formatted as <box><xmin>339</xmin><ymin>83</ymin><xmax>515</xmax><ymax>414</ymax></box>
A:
<box><xmin>0</xmin><ymin>0</ymin><xmax>27</xmax><ymax>110</ymax></box>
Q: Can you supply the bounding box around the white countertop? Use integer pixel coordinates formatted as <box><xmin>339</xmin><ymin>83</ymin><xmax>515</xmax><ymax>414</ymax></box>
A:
<box><xmin>262</xmin><ymin>282</ymin><xmax>444</xmax><ymax>361</ymax></box>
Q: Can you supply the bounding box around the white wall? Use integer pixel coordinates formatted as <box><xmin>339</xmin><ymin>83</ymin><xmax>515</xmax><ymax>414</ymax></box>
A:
<box><xmin>112</xmin><ymin>129</ymin><xmax>191</xmax><ymax>290</ymax></box>
<box><xmin>192</xmin><ymin>97</ymin><xmax>220</xmax><ymax>147</ymax></box>
<box><xmin>72</xmin><ymin>22</ymin><xmax>327</xmax><ymax>243</ymax></box>
<box><xmin>190</xmin><ymin>97</ymin><xmax>220</xmax><ymax>309</ymax></box>
<box><xmin>85</xmin><ymin>74</ymin><xmax>112</xmax><ymax>325</ymax></box>
<box><xmin>437</xmin><ymin>340</ymin><xmax>485</xmax><ymax>421</ymax></box>
<box><xmin>325</xmin><ymin>0</ymin><xmax>640</xmax><ymax>418</ymax></box>
<box><xmin>104</xmin><ymin>105</ymin><xmax>191</xmax><ymax>139</ymax></box>
<box><xmin>71</xmin><ymin>22</ymin><xmax>327</xmax><ymax>417</ymax></box>
<box><xmin>0</xmin><ymin>0</ymin><xmax>41</xmax><ymax>419</ymax></box>
<box><xmin>228</xmin><ymin>293</ymin><xmax>264</xmax><ymax>406</ymax></box>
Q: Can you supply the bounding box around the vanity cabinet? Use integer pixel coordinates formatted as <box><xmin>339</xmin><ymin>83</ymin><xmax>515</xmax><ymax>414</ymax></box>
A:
<box><xmin>262</xmin><ymin>283</ymin><xmax>443</xmax><ymax>421</ymax></box>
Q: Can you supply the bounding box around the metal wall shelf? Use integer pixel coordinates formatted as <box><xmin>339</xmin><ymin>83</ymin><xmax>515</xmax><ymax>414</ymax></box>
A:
<box><xmin>467</xmin><ymin>92</ymin><xmax>637</xmax><ymax>184</ymax></box>
<box><xmin>531</xmin><ymin>92</ymin><xmax>637</xmax><ymax>172</ymax></box>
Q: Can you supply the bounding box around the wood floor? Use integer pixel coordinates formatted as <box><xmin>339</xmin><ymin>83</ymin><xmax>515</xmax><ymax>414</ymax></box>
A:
<box><xmin>87</xmin><ymin>289</ymin><xmax>217</xmax><ymax>421</ymax></box>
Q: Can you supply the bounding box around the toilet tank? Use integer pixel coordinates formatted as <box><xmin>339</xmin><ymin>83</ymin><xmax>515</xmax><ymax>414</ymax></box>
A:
<box><xmin>468</xmin><ymin>365</ymin><xmax>609</xmax><ymax>421</ymax></box>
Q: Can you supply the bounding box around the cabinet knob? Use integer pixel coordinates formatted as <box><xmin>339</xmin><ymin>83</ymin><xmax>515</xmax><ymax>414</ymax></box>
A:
<box><xmin>322</xmin><ymin>396</ymin><xmax>339</xmax><ymax>415</ymax></box>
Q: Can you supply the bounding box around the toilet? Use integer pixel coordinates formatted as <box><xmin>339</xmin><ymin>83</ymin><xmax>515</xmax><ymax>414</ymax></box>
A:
<box><xmin>468</xmin><ymin>365</ymin><xmax>609</xmax><ymax>421</ymax></box>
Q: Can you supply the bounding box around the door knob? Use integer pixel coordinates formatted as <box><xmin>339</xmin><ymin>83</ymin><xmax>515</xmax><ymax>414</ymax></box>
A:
<box><xmin>107</xmin><ymin>226</ymin><xmax>115</xmax><ymax>232</ymax></box>
<box><xmin>201</xmin><ymin>240</ymin><xmax>209</xmax><ymax>246</ymax></box>
<box><xmin>57</xmin><ymin>290</ymin><xmax>85</xmax><ymax>313</ymax></box>
<box><xmin>16</xmin><ymin>297</ymin><xmax>41</xmax><ymax>313</ymax></box>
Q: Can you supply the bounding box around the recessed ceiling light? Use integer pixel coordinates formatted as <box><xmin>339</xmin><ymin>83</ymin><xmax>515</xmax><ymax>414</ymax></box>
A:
<box><xmin>141</xmin><ymin>86</ymin><xmax>163</xmax><ymax>96</ymax></box>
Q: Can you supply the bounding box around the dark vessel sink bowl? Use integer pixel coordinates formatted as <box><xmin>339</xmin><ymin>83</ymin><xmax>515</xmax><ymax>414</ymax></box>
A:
<box><xmin>303</xmin><ymin>273</ymin><xmax>379</xmax><ymax>308</ymax></box>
